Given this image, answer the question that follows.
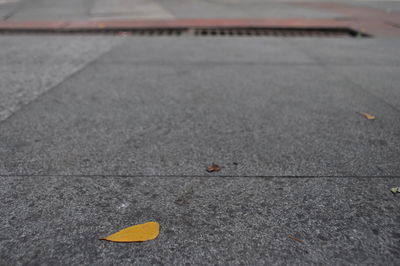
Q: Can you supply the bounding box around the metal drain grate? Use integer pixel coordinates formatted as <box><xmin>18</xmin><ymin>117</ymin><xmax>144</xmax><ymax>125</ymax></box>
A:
<box><xmin>0</xmin><ymin>28</ymin><xmax>186</xmax><ymax>36</ymax></box>
<box><xmin>193</xmin><ymin>27</ymin><xmax>368</xmax><ymax>37</ymax></box>
<box><xmin>0</xmin><ymin>27</ymin><xmax>369</xmax><ymax>37</ymax></box>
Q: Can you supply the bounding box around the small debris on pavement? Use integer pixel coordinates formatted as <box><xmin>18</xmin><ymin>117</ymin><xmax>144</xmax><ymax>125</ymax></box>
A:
<box><xmin>100</xmin><ymin>221</ymin><xmax>160</xmax><ymax>242</ymax></box>
<box><xmin>359</xmin><ymin>112</ymin><xmax>376</xmax><ymax>120</ymax></box>
<box><xmin>207</xmin><ymin>164</ymin><xmax>220</xmax><ymax>172</ymax></box>
<box><xmin>391</xmin><ymin>187</ymin><xmax>400</xmax><ymax>194</ymax></box>
<box><xmin>233</xmin><ymin>162</ymin><xmax>238</xmax><ymax>166</ymax></box>
<box><xmin>288</xmin><ymin>235</ymin><xmax>304</xmax><ymax>243</ymax></box>
<box><xmin>118</xmin><ymin>31</ymin><xmax>132</xmax><ymax>36</ymax></box>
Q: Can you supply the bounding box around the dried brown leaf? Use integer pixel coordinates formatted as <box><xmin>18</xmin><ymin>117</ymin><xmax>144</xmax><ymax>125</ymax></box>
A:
<box><xmin>207</xmin><ymin>164</ymin><xmax>220</xmax><ymax>172</ymax></box>
<box><xmin>288</xmin><ymin>235</ymin><xmax>304</xmax><ymax>243</ymax></box>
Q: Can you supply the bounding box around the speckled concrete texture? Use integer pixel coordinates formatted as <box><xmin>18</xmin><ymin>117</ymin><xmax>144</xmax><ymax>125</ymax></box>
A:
<box><xmin>0</xmin><ymin>37</ymin><xmax>399</xmax><ymax>176</ymax></box>
<box><xmin>1</xmin><ymin>33</ymin><xmax>400</xmax><ymax>265</ymax></box>
<box><xmin>0</xmin><ymin>36</ymin><xmax>122</xmax><ymax>121</ymax></box>
<box><xmin>0</xmin><ymin>176</ymin><xmax>399</xmax><ymax>265</ymax></box>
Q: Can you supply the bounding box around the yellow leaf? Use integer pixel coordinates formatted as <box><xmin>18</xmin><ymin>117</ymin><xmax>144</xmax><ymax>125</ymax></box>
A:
<box><xmin>101</xmin><ymin>222</ymin><xmax>160</xmax><ymax>242</ymax></box>
<box><xmin>360</xmin><ymin>112</ymin><xmax>375</xmax><ymax>120</ymax></box>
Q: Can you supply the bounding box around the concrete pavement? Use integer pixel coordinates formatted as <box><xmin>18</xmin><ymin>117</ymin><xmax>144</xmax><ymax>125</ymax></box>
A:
<box><xmin>0</xmin><ymin>35</ymin><xmax>122</xmax><ymax>121</ymax></box>
<box><xmin>1</xmin><ymin>176</ymin><xmax>399</xmax><ymax>265</ymax></box>
<box><xmin>0</xmin><ymin>1</ymin><xmax>400</xmax><ymax>265</ymax></box>
<box><xmin>0</xmin><ymin>0</ymin><xmax>337</xmax><ymax>20</ymax></box>
<box><xmin>2</xmin><ymin>0</ymin><xmax>400</xmax><ymax>21</ymax></box>
<box><xmin>1</xmin><ymin>36</ymin><xmax>400</xmax><ymax>265</ymax></box>
<box><xmin>1</xmin><ymin>37</ymin><xmax>400</xmax><ymax>177</ymax></box>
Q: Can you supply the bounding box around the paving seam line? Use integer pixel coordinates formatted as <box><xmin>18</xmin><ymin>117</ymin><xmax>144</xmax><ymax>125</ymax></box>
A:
<box><xmin>0</xmin><ymin>174</ymin><xmax>399</xmax><ymax>178</ymax></box>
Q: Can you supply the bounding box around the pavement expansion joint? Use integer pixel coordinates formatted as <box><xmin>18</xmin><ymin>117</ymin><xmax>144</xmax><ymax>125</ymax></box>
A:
<box><xmin>1</xmin><ymin>174</ymin><xmax>400</xmax><ymax>178</ymax></box>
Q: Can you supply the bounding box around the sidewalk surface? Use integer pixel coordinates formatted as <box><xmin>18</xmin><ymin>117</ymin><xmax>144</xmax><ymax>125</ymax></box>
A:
<box><xmin>0</xmin><ymin>0</ymin><xmax>400</xmax><ymax>265</ymax></box>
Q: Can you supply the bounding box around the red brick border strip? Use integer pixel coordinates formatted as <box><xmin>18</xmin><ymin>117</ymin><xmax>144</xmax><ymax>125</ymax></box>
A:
<box><xmin>63</xmin><ymin>18</ymin><xmax>350</xmax><ymax>29</ymax></box>
<box><xmin>0</xmin><ymin>18</ymin><xmax>349</xmax><ymax>30</ymax></box>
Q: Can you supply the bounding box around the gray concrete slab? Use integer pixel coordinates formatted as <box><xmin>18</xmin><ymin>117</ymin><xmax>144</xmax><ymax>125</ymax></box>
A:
<box><xmin>0</xmin><ymin>37</ymin><xmax>400</xmax><ymax>177</ymax></box>
<box><xmin>155</xmin><ymin>0</ymin><xmax>341</xmax><ymax>19</ymax></box>
<box><xmin>7</xmin><ymin>0</ymin><xmax>94</xmax><ymax>21</ymax></box>
<box><xmin>329</xmin><ymin>65</ymin><xmax>400</xmax><ymax>111</ymax></box>
<box><xmin>287</xmin><ymin>38</ymin><xmax>400</xmax><ymax>66</ymax></box>
<box><xmin>0</xmin><ymin>175</ymin><xmax>399</xmax><ymax>265</ymax></box>
<box><xmin>0</xmin><ymin>35</ymin><xmax>122</xmax><ymax>122</ymax></box>
<box><xmin>5</xmin><ymin>0</ymin><xmax>400</xmax><ymax>21</ymax></box>
<box><xmin>100</xmin><ymin>37</ymin><xmax>315</xmax><ymax>64</ymax></box>
<box><xmin>351</xmin><ymin>1</ymin><xmax>400</xmax><ymax>13</ymax></box>
<box><xmin>90</xmin><ymin>0</ymin><xmax>173</xmax><ymax>20</ymax></box>
<box><xmin>0</xmin><ymin>0</ymin><xmax>19</xmax><ymax>20</ymax></box>
<box><xmin>5</xmin><ymin>0</ymin><xmax>346</xmax><ymax>21</ymax></box>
